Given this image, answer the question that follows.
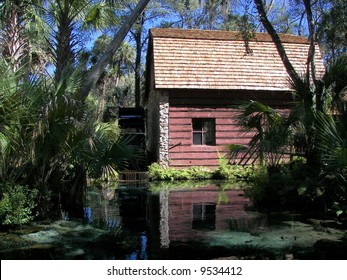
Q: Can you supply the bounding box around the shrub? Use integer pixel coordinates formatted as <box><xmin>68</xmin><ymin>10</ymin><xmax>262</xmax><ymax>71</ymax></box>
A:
<box><xmin>243</xmin><ymin>161</ymin><xmax>345</xmax><ymax>212</ymax></box>
<box><xmin>213</xmin><ymin>157</ymin><xmax>256</xmax><ymax>181</ymax></box>
<box><xmin>148</xmin><ymin>163</ymin><xmax>213</xmax><ymax>181</ymax></box>
<box><xmin>213</xmin><ymin>157</ymin><xmax>234</xmax><ymax>180</ymax></box>
<box><xmin>245</xmin><ymin>162</ymin><xmax>314</xmax><ymax>210</ymax></box>
<box><xmin>148</xmin><ymin>163</ymin><xmax>178</xmax><ymax>181</ymax></box>
<box><xmin>0</xmin><ymin>183</ymin><xmax>38</xmax><ymax>225</ymax></box>
<box><xmin>148</xmin><ymin>162</ymin><xmax>254</xmax><ymax>182</ymax></box>
<box><xmin>188</xmin><ymin>166</ymin><xmax>213</xmax><ymax>180</ymax></box>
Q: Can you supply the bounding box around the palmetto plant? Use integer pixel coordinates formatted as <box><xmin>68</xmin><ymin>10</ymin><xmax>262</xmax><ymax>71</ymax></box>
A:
<box><xmin>0</xmin><ymin>64</ymin><xmax>21</xmax><ymax>178</ymax></box>
<box><xmin>0</xmin><ymin>0</ymin><xmax>150</xmax><ymax>221</ymax></box>
<box><xmin>232</xmin><ymin>100</ymin><xmax>291</xmax><ymax>166</ymax></box>
<box><xmin>324</xmin><ymin>55</ymin><xmax>347</xmax><ymax>115</ymax></box>
<box><xmin>28</xmin><ymin>68</ymin><xmax>141</xmax><ymax>214</ymax></box>
<box><xmin>314</xmin><ymin>112</ymin><xmax>347</xmax><ymax>170</ymax></box>
<box><xmin>86</xmin><ymin>124</ymin><xmax>141</xmax><ymax>179</ymax></box>
<box><xmin>0</xmin><ymin>62</ymin><xmax>141</xmax><ymax>217</ymax></box>
<box><xmin>232</xmin><ymin>54</ymin><xmax>347</xmax><ymax>216</ymax></box>
<box><xmin>313</xmin><ymin>111</ymin><xmax>347</xmax><ymax>216</ymax></box>
<box><xmin>0</xmin><ymin>61</ymin><xmax>35</xmax><ymax>181</ymax></box>
<box><xmin>235</xmin><ymin>54</ymin><xmax>347</xmax><ymax>168</ymax></box>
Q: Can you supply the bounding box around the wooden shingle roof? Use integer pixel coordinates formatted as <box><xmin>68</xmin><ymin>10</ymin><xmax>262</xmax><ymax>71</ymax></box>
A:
<box><xmin>149</xmin><ymin>28</ymin><xmax>325</xmax><ymax>91</ymax></box>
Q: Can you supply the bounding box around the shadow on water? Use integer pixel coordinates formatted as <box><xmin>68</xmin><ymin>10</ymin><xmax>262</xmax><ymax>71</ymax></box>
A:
<box><xmin>1</xmin><ymin>182</ymin><xmax>346</xmax><ymax>260</ymax></box>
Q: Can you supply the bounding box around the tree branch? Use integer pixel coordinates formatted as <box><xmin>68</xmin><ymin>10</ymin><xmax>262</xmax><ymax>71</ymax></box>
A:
<box><xmin>303</xmin><ymin>0</ymin><xmax>317</xmax><ymax>83</ymax></box>
<box><xmin>254</xmin><ymin>0</ymin><xmax>303</xmax><ymax>86</ymax></box>
<box><xmin>78</xmin><ymin>0</ymin><xmax>151</xmax><ymax>101</ymax></box>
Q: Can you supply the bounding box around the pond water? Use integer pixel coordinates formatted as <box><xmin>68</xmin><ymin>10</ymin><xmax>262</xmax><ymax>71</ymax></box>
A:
<box><xmin>0</xmin><ymin>182</ymin><xmax>346</xmax><ymax>260</ymax></box>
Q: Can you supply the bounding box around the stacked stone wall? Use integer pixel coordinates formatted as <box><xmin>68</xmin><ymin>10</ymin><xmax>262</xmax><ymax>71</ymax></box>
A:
<box><xmin>158</xmin><ymin>92</ymin><xmax>169</xmax><ymax>166</ymax></box>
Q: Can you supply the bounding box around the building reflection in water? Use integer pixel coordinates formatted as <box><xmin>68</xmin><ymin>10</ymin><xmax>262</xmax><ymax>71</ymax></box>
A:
<box><xmin>157</xmin><ymin>184</ymin><xmax>266</xmax><ymax>249</ymax></box>
<box><xmin>192</xmin><ymin>203</ymin><xmax>216</xmax><ymax>230</ymax></box>
<box><xmin>84</xmin><ymin>183</ymin><xmax>268</xmax><ymax>258</ymax></box>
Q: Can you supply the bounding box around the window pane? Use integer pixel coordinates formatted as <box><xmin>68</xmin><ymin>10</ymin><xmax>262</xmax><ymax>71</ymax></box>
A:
<box><xmin>192</xmin><ymin>119</ymin><xmax>203</xmax><ymax>130</ymax></box>
<box><xmin>204</xmin><ymin>133</ymin><xmax>213</xmax><ymax>145</ymax></box>
<box><xmin>204</xmin><ymin>120</ymin><xmax>215</xmax><ymax>145</ymax></box>
<box><xmin>192</xmin><ymin>118</ymin><xmax>215</xmax><ymax>146</ymax></box>
<box><xmin>193</xmin><ymin>132</ymin><xmax>202</xmax><ymax>145</ymax></box>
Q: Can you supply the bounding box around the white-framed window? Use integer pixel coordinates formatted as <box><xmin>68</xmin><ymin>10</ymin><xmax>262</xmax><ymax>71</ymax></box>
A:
<box><xmin>192</xmin><ymin>118</ymin><xmax>216</xmax><ymax>146</ymax></box>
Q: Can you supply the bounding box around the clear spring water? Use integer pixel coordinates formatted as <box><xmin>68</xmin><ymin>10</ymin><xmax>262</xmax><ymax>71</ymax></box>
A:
<box><xmin>0</xmin><ymin>182</ymin><xmax>345</xmax><ymax>260</ymax></box>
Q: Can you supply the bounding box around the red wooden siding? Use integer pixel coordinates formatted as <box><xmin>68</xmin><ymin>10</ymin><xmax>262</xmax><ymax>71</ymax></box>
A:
<box><xmin>168</xmin><ymin>106</ymin><xmax>249</xmax><ymax>168</ymax></box>
<box><xmin>167</xmin><ymin>91</ymin><xmax>292</xmax><ymax>168</ymax></box>
<box><xmin>167</xmin><ymin>186</ymin><xmax>257</xmax><ymax>242</ymax></box>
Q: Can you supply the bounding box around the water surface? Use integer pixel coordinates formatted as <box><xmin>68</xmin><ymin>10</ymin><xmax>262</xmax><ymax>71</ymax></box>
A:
<box><xmin>0</xmin><ymin>182</ymin><xmax>345</xmax><ymax>259</ymax></box>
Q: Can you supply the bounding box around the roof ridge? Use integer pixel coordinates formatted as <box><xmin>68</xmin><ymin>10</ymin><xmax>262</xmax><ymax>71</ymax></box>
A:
<box><xmin>150</xmin><ymin>28</ymin><xmax>310</xmax><ymax>44</ymax></box>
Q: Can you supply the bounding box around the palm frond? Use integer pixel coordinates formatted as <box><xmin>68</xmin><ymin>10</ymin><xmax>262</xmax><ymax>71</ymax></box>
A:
<box><xmin>324</xmin><ymin>55</ymin><xmax>347</xmax><ymax>114</ymax></box>
<box><xmin>235</xmin><ymin>100</ymin><xmax>289</xmax><ymax>165</ymax></box>
<box><xmin>314</xmin><ymin>111</ymin><xmax>347</xmax><ymax>169</ymax></box>
<box><xmin>86</xmin><ymin>132</ymin><xmax>143</xmax><ymax>179</ymax></box>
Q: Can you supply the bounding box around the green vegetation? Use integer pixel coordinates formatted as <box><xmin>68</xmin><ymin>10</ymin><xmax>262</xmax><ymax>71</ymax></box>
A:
<box><xmin>0</xmin><ymin>0</ymin><xmax>346</xmax><ymax>226</ymax></box>
<box><xmin>225</xmin><ymin>0</ymin><xmax>347</xmax><ymax>221</ymax></box>
<box><xmin>149</xmin><ymin>163</ymin><xmax>213</xmax><ymax>181</ymax></box>
<box><xmin>0</xmin><ymin>1</ymin><xmax>144</xmax><ymax>224</ymax></box>
<box><xmin>231</xmin><ymin>54</ymin><xmax>347</xmax><ymax>219</ymax></box>
<box><xmin>149</xmin><ymin>180</ymin><xmax>243</xmax><ymax>193</ymax></box>
<box><xmin>0</xmin><ymin>183</ymin><xmax>38</xmax><ymax>225</ymax></box>
<box><xmin>0</xmin><ymin>61</ymin><xmax>141</xmax><ymax>224</ymax></box>
<box><xmin>243</xmin><ymin>159</ymin><xmax>347</xmax><ymax>218</ymax></box>
<box><xmin>148</xmin><ymin>160</ymin><xmax>255</xmax><ymax>182</ymax></box>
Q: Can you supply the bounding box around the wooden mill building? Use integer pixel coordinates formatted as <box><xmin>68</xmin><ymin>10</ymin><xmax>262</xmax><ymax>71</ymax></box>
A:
<box><xmin>145</xmin><ymin>28</ymin><xmax>324</xmax><ymax>169</ymax></box>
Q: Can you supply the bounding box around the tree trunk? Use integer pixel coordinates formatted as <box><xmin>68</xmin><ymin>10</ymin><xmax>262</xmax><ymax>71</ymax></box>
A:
<box><xmin>253</xmin><ymin>0</ymin><xmax>321</xmax><ymax>167</ymax></box>
<box><xmin>254</xmin><ymin>0</ymin><xmax>302</xmax><ymax>86</ymax></box>
<box><xmin>54</xmin><ymin>1</ymin><xmax>76</xmax><ymax>84</ymax></box>
<box><xmin>135</xmin><ymin>37</ymin><xmax>142</xmax><ymax>108</ymax></box>
<box><xmin>78</xmin><ymin>0</ymin><xmax>151</xmax><ymax>101</ymax></box>
<box><xmin>303</xmin><ymin>0</ymin><xmax>324</xmax><ymax>112</ymax></box>
<box><xmin>2</xmin><ymin>4</ymin><xmax>26</xmax><ymax>72</ymax></box>
<box><xmin>133</xmin><ymin>14</ymin><xmax>145</xmax><ymax>108</ymax></box>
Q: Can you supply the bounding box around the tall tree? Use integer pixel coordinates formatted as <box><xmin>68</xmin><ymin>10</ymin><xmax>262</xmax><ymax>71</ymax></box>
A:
<box><xmin>254</xmin><ymin>0</ymin><xmax>304</xmax><ymax>85</ymax></box>
<box><xmin>254</xmin><ymin>0</ymin><xmax>323</xmax><ymax>165</ymax></box>
<box><xmin>0</xmin><ymin>0</ymin><xmax>48</xmax><ymax>73</ymax></box>
<box><xmin>43</xmin><ymin>0</ymin><xmax>120</xmax><ymax>84</ymax></box>
<box><xmin>47</xmin><ymin>0</ymin><xmax>80</xmax><ymax>83</ymax></box>
<box><xmin>161</xmin><ymin>0</ymin><xmax>232</xmax><ymax>30</ymax></box>
<box><xmin>317</xmin><ymin>0</ymin><xmax>347</xmax><ymax>62</ymax></box>
<box><xmin>90</xmin><ymin>35</ymin><xmax>135</xmax><ymax>116</ymax></box>
<box><xmin>124</xmin><ymin>0</ymin><xmax>166</xmax><ymax>107</ymax></box>
<box><xmin>79</xmin><ymin>0</ymin><xmax>151</xmax><ymax>101</ymax></box>
<box><xmin>0</xmin><ymin>0</ymin><xmax>27</xmax><ymax>71</ymax></box>
<box><xmin>132</xmin><ymin>11</ymin><xmax>145</xmax><ymax>107</ymax></box>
